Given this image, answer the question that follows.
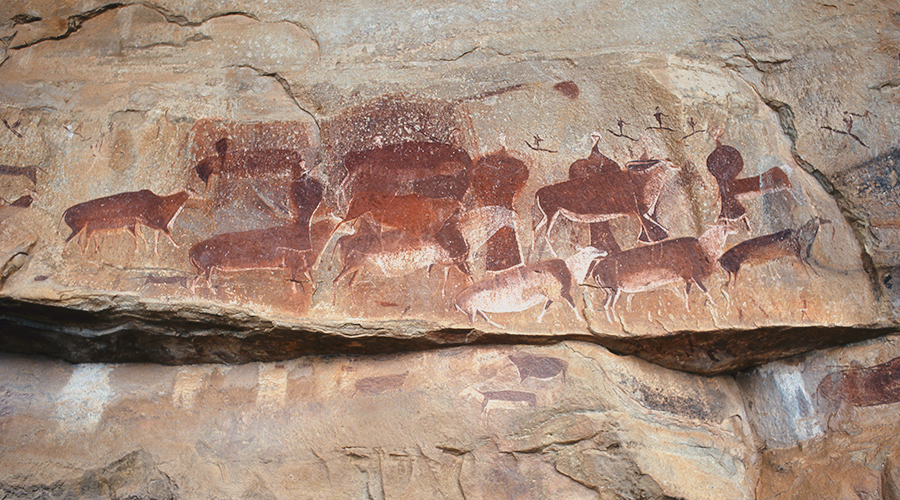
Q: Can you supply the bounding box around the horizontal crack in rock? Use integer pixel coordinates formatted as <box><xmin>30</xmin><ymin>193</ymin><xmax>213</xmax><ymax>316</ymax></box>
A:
<box><xmin>7</xmin><ymin>3</ymin><xmax>261</xmax><ymax>50</ymax></box>
<box><xmin>0</xmin><ymin>297</ymin><xmax>894</xmax><ymax>373</ymax></box>
<box><xmin>10</xmin><ymin>2</ymin><xmax>127</xmax><ymax>50</ymax></box>
<box><xmin>870</xmin><ymin>78</ymin><xmax>900</xmax><ymax>91</ymax></box>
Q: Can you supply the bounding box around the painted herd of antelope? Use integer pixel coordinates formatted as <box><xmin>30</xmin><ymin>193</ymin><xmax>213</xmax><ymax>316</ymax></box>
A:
<box><xmin>59</xmin><ymin>127</ymin><xmax>821</xmax><ymax>327</ymax></box>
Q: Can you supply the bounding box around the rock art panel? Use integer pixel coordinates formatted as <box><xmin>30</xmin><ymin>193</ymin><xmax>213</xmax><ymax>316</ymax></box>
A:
<box><xmin>0</xmin><ymin>70</ymin><xmax>888</xmax><ymax>370</ymax></box>
<box><xmin>743</xmin><ymin>335</ymin><xmax>900</xmax><ymax>500</ymax></box>
<box><xmin>0</xmin><ymin>342</ymin><xmax>756</xmax><ymax>499</ymax></box>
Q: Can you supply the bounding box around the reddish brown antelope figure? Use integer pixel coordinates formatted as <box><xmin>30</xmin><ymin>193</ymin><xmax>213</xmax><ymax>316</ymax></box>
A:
<box><xmin>585</xmin><ymin>222</ymin><xmax>730</xmax><ymax>323</ymax></box>
<box><xmin>718</xmin><ymin>218</ymin><xmax>824</xmax><ymax>286</ymax></box>
<box><xmin>534</xmin><ymin>139</ymin><xmax>679</xmax><ymax>253</ymax></box>
<box><xmin>340</xmin><ymin>141</ymin><xmax>473</xmax><ymax>201</ymax></box>
<box><xmin>533</xmin><ymin>153</ymin><xmax>680</xmax><ymax>256</ymax></box>
<box><xmin>0</xmin><ymin>164</ymin><xmax>40</xmax><ymax>184</ymax></box>
<box><xmin>2</xmin><ymin>194</ymin><xmax>33</xmax><ymax>208</ymax></box>
<box><xmin>469</xmin><ymin>148</ymin><xmax>529</xmax><ymax>271</ymax></box>
<box><xmin>706</xmin><ymin>141</ymin><xmax>792</xmax><ymax>226</ymax></box>
<box><xmin>0</xmin><ymin>194</ymin><xmax>34</xmax><ymax>225</ymax></box>
<box><xmin>568</xmin><ymin>136</ymin><xmax>676</xmax><ymax>242</ymax></box>
<box><xmin>817</xmin><ymin>357</ymin><xmax>900</xmax><ymax>408</ymax></box>
<box><xmin>507</xmin><ymin>354</ymin><xmax>568</xmax><ymax>382</ymax></box>
<box><xmin>189</xmin><ymin>177</ymin><xmax>325</xmax><ymax>291</ymax></box>
<box><xmin>189</xmin><ymin>225</ymin><xmax>315</xmax><ymax>289</ymax></box>
<box><xmin>567</xmin><ymin>139</ymin><xmax>625</xmax><ymax>254</ymax></box>
<box><xmin>332</xmin><ymin>217</ymin><xmax>469</xmax><ymax>297</ymax></box>
<box><xmin>62</xmin><ymin>189</ymin><xmax>191</xmax><ymax>253</ymax></box>
<box><xmin>338</xmin><ymin>192</ymin><xmax>461</xmax><ymax>238</ymax></box>
<box><xmin>194</xmin><ymin>137</ymin><xmax>307</xmax><ymax>186</ymax></box>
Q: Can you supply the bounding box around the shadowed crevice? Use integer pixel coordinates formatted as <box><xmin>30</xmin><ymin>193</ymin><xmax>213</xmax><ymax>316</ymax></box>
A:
<box><xmin>0</xmin><ymin>298</ymin><xmax>894</xmax><ymax>374</ymax></box>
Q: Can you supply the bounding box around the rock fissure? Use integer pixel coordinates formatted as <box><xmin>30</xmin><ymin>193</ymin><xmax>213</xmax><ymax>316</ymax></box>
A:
<box><xmin>8</xmin><ymin>3</ymin><xmax>127</xmax><ymax>50</ymax></box>
<box><xmin>725</xmin><ymin>56</ymin><xmax>885</xmax><ymax>302</ymax></box>
<box><xmin>870</xmin><ymin>78</ymin><xmax>900</xmax><ymax>91</ymax></box>
<box><xmin>123</xmin><ymin>32</ymin><xmax>213</xmax><ymax>51</ymax></box>
<box><xmin>230</xmin><ymin>64</ymin><xmax>322</xmax><ymax>143</ymax></box>
<box><xmin>278</xmin><ymin>18</ymin><xmax>322</xmax><ymax>56</ymax></box>
<box><xmin>141</xmin><ymin>4</ymin><xmax>259</xmax><ymax>27</ymax></box>
<box><xmin>5</xmin><ymin>3</ymin><xmax>262</xmax><ymax>51</ymax></box>
<box><xmin>438</xmin><ymin>46</ymin><xmax>481</xmax><ymax>62</ymax></box>
<box><xmin>764</xmin><ymin>99</ymin><xmax>884</xmax><ymax>301</ymax></box>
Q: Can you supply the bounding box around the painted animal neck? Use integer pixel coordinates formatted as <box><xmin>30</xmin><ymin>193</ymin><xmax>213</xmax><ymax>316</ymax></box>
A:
<box><xmin>698</xmin><ymin>222</ymin><xmax>729</xmax><ymax>260</ymax></box>
<box><xmin>565</xmin><ymin>246</ymin><xmax>605</xmax><ymax>284</ymax></box>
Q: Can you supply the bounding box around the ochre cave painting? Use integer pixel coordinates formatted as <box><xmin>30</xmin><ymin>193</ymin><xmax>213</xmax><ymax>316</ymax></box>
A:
<box><xmin>339</xmin><ymin>141</ymin><xmax>472</xmax><ymax>202</ymax></box>
<box><xmin>0</xmin><ymin>164</ymin><xmax>40</xmax><ymax>185</ymax></box>
<box><xmin>508</xmin><ymin>353</ymin><xmax>568</xmax><ymax>382</ymax></box>
<box><xmin>1</xmin><ymin>194</ymin><xmax>33</xmax><ymax>209</ymax></box>
<box><xmin>189</xmin><ymin>121</ymin><xmax>315</xmax><ymax>231</ymax></box>
<box><xmin>817</xmin><ymin>356</ymin><xmax>900</xmax><ymax>408</ymax></box>
<box><xmin>718</xmin><ymin>217</ymin><xmax>824</xmax><ymax>287</ymax></box>
<box><xmin>354</xmin><ymin>371</ymin><xmax>410</xmax><ymax>395</ymax></box>
<box><xmin>189</xmin><ymin>176</ymin><xmax>324</xmax><ymax>291</ymax></box>
<box><xmin>478</xmin><ymin>389</ymin><xmax>537</xmax><ymax>411</ymax></box>
<box><xmin>62</xmin><ymin>189</ymin><xmax>191</xmax><ymax>254</ymax></box>
<box><xmin>55</xmin><ymin>101</ymin><xmax>819</xmax><ymax>327</ymax></box>
<box><xmin>470</xmin><ymin>150</ymin><xmax>529</xmax><ymax>271</ymax></box>
<box><xmin>454</xmin><ymin>258</ymin><xmax>577</xmax><ymax>327</ymax></box>
<box><xmin>533</xmin><ymin>134</ymin><xmax>680</xmax><ymax>257</ymax></box>
<box><xmin>705</xmin><ymin>139</ymin><xmax>793</xmax><ymax>228</ymax></box>
<box><xmin>194</xmin><ymin>137</ymin><xmax>307</xmax><ymax>186</ymax></box>
<box><xmin>585</xmin><ymin>221</ymin><xmax>731</xmax><ymax>323</ymax></box>
<box><xmin>330</xmin><ymin>140</ymin><xmax>474</xmax><ymax>294</ymax></box>
<box><xmin>0</xmin><ymin>163</ymin><xmax>38</xmax><ymax>224</ymax></box>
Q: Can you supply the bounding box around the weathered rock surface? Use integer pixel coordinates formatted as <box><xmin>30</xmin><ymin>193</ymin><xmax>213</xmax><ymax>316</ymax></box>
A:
<box><xmin>1</xmin><ymin>1</ymin><xmax>900</xmax><ymax>497</ymax></box>
<box><xmin>740</xmin><ymin>334</ymin><xmax>900</xmax><ymax>499</ymax></box>
<box><xmin>0</xmin><ymin>342</ymin><xmax>756</xmax><ymax>499</ymax></box>
<box><xmin>0</xmin><ymin>0</ymin><xmax>897</xmax><ymax>374</ymax></box>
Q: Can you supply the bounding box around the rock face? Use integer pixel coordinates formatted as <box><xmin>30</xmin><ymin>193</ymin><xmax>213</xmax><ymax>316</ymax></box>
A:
<box><xmin>739</xmin><ymin>334</ymin><xmax>900</xmax><ymax>499</ymax></box>
<box><xmin>0</xmin><ymin>343</ymin><xmax>756</xmax><ymax>499</ymax></box>
<box><xmin>1</xmin><ymin>1</ymin><xmax>899</xmax><ymax>498</ymax></box>
<box><xmin>0</xmin><ymin>1</ymin><xmax>898</xmax><ymax>374</ymax></box>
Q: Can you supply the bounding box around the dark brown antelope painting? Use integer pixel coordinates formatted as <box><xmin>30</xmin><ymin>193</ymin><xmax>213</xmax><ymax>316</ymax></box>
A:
<box><xmin>469</xmin><ymin>149</ymin><xmax>529</xmax><ymax>272</ymax></box>
<box><xmin>533</xmin><ymin>138</ymin><xmax>681</xmax><ymax>257</ymax></box>
<box><xmin>817</xmin><ymin>357</ymin><xmax>900</xmax><ymax>408</ymax></box>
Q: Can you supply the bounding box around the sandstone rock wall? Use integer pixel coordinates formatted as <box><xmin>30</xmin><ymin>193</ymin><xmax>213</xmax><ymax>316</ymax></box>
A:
<box><xmin>0</xmin><ymin>0</ymin><xmax>899</xmax><ymax>498</ymax></box>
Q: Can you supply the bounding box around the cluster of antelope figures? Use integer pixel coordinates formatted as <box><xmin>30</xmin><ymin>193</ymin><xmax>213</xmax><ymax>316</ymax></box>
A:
<box><xmin>61</xmin><ymin>134</ymin><xmax>821</xmax><ymax>326</ymax></box>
